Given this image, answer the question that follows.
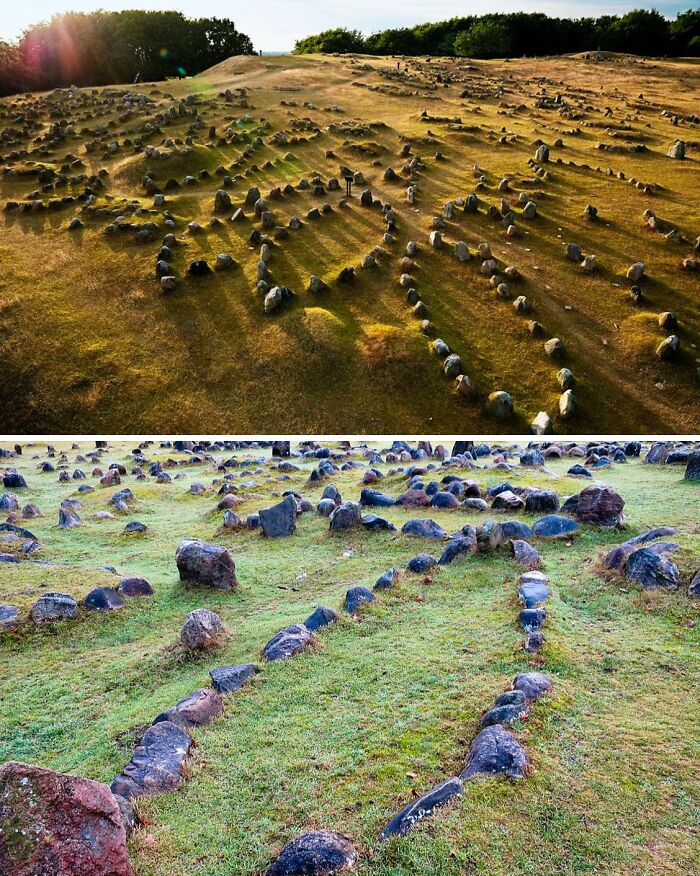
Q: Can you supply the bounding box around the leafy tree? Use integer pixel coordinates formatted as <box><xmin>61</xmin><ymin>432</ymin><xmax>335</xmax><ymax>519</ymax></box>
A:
<box><xmin>454</xmin><ymin>21</ymin><xmax>512</xmax><ymax>58</ymax></box>
<box><xmin>0</xmin><ymin>11</ymin><xmax>254</xmax><ymax>95</ymax></box>
<box><xmin>293</xmin><ymin>28</ymin><xmax>364</xmax><ymax>54</ymax></box>
<box><xmin>670</xmin><ymin>8</ymin><xmax>700</xmax><ymax>54</ymax></box>
<box><xmin>603</xmin><ymin>9</ymin><xmax>671</xmax><ymax>56</ymax></box>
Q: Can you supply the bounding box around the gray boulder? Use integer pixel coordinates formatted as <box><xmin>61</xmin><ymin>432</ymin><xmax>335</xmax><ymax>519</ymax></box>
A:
<box><xmin>344</xmin><ymin>586</ymin><xmax>376</xmax><ymax>615</ymax></box>
<box><xmin>31</xmin><ymin>592</ymin><xmax>78</xmax><ymax>624</ymax></box>
<box><xmin>111</xmin><ymin>720</ymin><xmax>192</xmax><ymax>799</ymax></box>
<box><xmin>401</xmin><ymin>518</ymin><xmax>446</xmax><ymax>539</ymax></box>
<box><xmin>461</xmin><ymin>725</ymin><xmax>528</xmax><ymax>780</ymax></box>
<box><xmin>263</xmin><ymin>624</ymin><xmax>316</xmax><ymax>661</ymax></box>
<box><xmin>378</xmin><ymin>777</ymin><xmax>462</xmax><ymax>840</ymax></box>
<box><xmin>209</xmin><ymin>663</ymin><xmax>258</xmax><ymax>694</ymax></box>
<box><xmin>259</xmin><ymin>495</ymin><xmax>297</xmax><ymax>538</ymax></box>
<box><xmin>176</xmin><ymin>540</ymin><xmax>237</xmax><ymax>590</ymax></box>
<box><xmin>266</xmin><ymin>831</ymin><xmax>358</xmax><ymax>876</ymax></box>
<box><xmin>180</xmin><ymin>608</ymin><xmax>225</xmax><ymax>651</ymax></box>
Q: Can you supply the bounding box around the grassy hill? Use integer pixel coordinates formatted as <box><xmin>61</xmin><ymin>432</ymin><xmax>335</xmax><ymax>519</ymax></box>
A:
<box><xmin>0</xmin><ymin>53</ymin><xmax>698</xmax><ymax>432</ymax></box>
<box><xmin>1</xmin><ymin>439</ymin><xmax>699</xmax><ymax>875</ymax></box>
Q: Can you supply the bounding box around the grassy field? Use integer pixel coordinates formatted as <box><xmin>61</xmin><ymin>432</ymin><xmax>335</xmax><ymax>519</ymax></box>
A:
<box><xmin>0</xmin><ymin>53</ymin><xmax>698</xmax><ymax>433</ymax></box>
<box><xmin>1</xmin><ymin>440</ymin><xmax>699</xmax><ymax>875</ymax></box>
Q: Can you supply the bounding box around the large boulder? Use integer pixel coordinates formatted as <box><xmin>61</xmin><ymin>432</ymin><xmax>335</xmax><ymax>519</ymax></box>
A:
<box><xmin>685</xmin><ymin>451</ymin><xmax>700</xmax><ymax>481</ymax></box>
<box><xmin>31</xmin><ymin>592</ymin><xmax>78</xmax><ymax>624</ymax></box>
<box><xmin>518</xmin><ymin>572</ymin><xmax>550</xmax><ymax>607</ymax></box>
<box><xmin>401</xmin><ymin>518</ymin><xmax>446</xmax><ymax>539</ymax></box>
<box><xmin>259</xmin><ymin>495</ymin><xmax>297</xmax><ymax>538</ymax></box>
<box><xmin>601</xmin><ymin>527</ymin><xmax>679</xmax><ymax>571</ymax></box>
<box><xmin>574</xmin><ymin>484</ymin><xmax>624</xmax><ymax>527</ymax></box>
<box><xmin>395</xmin><ymin>489</ymin><xmax>431</xmax><ymax>508</ymax></box>
<box><xmin>153</xmin><ymin>688</ymin><xmax>224</xmax><ymax>729</ymax></box>
<box><xmin>0</xmin><ymin>761</ymin><xmax>133</xmax><ymax>876</ymax></box>
<box><xmin>329</xmin><ymin>502</ymin><xmax>362</xmax><ymax>531</ymax></box>
<box><xmin>304</xmin><ymin>605</ymin><xmax>339</xmax><ymax>631</ymax></box>
<box><xmin>521</xmin><ymin>488</ymin><xmax>559</xmax><ymax>514</ymax></box>
<box><xmin>344</xmin><ymin>586</ymin><xmax>376</xmax><ymax>615</ymax></box>
<box><xmin>512</xmin><ymin>671</ymin><xmax>552</xmax><ymax>700</ymax></box>
<box><xmin>263</xmin><ymin>623</ymin><xmax>317</xmax><ymax>661</ymax></box>
<box><xmin>176</xmin><ymin>540</ymin><xmax>237</xmax><ymax>591</ymax></box>
<box><xmin>532</xmin><ymin>515</ymin><xmax>579</xmax><ymax>539</ymax></box>
<box><xmin>438</xmin><ymin>535</ymin><xmax>477</xmax><ymax>565</ymax></box>
<box><xmin>3</xmin><ymin>472</ymin><xmax>27</xmax><ymax>489</ymax></box>
<box><xmin>84</xmin><ymin>587</ymin><xmax>125</xmax><ymax>612</ymax></box>
<box><xmin>0</xmin><ymin>604</ymin><xmax>20</xmax><ymax>632</ymax></box>
<box><xmin>378</xmin><ymin>777</ymin><xmax>463</xmax><ymax>840</ymax></box>
<box><xmin>266</xmin><ymin>831</ymin><xmax>358</xmax><ymax>876</ymax></box>
<box><xmin>180</xmin><ymin>608</ymin><xmax>226</xmax><ymax>651</ymax></box>
<box><xmin>110</xmin><ymin>721</ymin><xmax>192</xmax><ymax>799</ymax></box>
<box><xmin>511</xmin><ymin>540</ymin><xmax>541</xmax><ymax>570</ymax></box>
<box><xmin>209</xmin><ymin>663</ymin><xmax>258</xmax><ymax>694</ymax></box>
<box><xmin>624</xmin><ymin>548</ymin><xmax>680</xmax><ymax>589</ymax></box>
<box><xmin>461</xmin><ymin>725</ymin><xmax>528</xmax><ymax>780</ymax></box>
<box><xmin>359</xmin><ymin>489</ymin><xmax>394</xmax><ymax>507</ymax></box>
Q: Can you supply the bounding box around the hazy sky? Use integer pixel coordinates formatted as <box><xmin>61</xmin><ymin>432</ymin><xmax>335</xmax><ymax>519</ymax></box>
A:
<box><xmin>1</xmin><ymin>1</ymin><xmax>692</xmax><ymax>51</ymax></box>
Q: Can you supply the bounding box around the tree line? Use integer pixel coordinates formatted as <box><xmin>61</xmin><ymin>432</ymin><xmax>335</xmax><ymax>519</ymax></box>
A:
<box><xmin>293</xmin><ymin>9</ymin><xmax>700</xmax><ymax>59</ymax></box>
<box><xmin>0</xmin><ymin>11</ymin><xmax>255</xmax><ymax>97</ymax></box>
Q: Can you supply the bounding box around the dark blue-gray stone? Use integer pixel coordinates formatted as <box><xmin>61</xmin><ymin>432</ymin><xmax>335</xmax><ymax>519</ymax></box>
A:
<box><xmin>344</xmin><ymin>586</ymin><xmax>376</xmax><ymax>614</ymax></box>
<box><xmin>209</xmin><ymin>663</ymin><xmax>258</xmax><ymax>693</ymax></box>
<box><xmin>500</xmin><ymin>520</ymin><xmax>533</xmax><ymax>540</ymax></box>
<box><xmin>480</xmin><ymin>702</ymin><xmax>528</xmax><ymax>727</ymax></box>
<box><xmin>494</xmin><ymin>689</ymin><xmax>527</xmax><ymax>708</ymax></box>
<box><xmin>407</xmin><ymin>553</ymin><xmax>436</xmax><ymax>573</ymax></box>
<box><xmin>374</xmin><ymin>568</ymin><xmax>399</xmax><ymax>590</ymax></box>
<box><xmin>461</xmin><ymin>725</ymin><xmax>528</xmax><ymax>780</ymax></box>
<box><xmin>263</xmin><ymin>624</ymin><xmax>316</xmax><ymax>661</ymax></box>
<box><xmin>361</xmin><ymin>514</ymin><xmax>396</xmax><ymax>532</ymax></box>
<box><xmin>378</xmin><ymin>777</ymin><xmax>463</xmax><ymax>839</ymax></box>
<box><xmin>304</xmin><ymin>605</ymin><xmax>339</xmax><ymax>631</ymax></box>
<box><xmin>430</xmin><ymin>491</ymin><xmax>459</xmax><ymax>509</ymax></box>
<box><xmin>359</xmin><ymin>488</ymin><xmax>395</xmax><ymax>507</ymax></box>
<box><xmin>266</xmin><ymin>831</ymin><xmax>358</xmax><ymax>875</ymax></box>
<box><xmin>512</xmin><ymin>671</ymin><xmax>552</xmax><ymax>700</ymax></box>
<box><xmin>438</xmin><ymin>536</ymin><xmax>476</xmax><ymax>565</ymax></box>
<box><xmin>401</xmin><ymin>518</ymin><xmax>446</xmax><ymax>539</ymax></box>
<box><xmin>518</xmin><ymin>574</ymin><xmax>551</xmax><ymax>607</ymax></box>
<box><xmin>84</xmin><ymin>586</ymin><xmax>125</xmax><ymax>611</ymax></box>
<box><xmin>532</xmin><ymin>514</ymin><xmax>579</xmax><ymax>539</ymax></box>
<box><xmin>111</xmin><ymin>720</ymin><xmax>193</xmax><ymax>799</ymax></box>
<box><xmin>567</xmin><ymin>464</ymin><xmax>592</xmax><ymax>478</ymax></box>
<box><xmin>625</xmin><ymin>548</ymin><xmax>680</xmax><ymax>589</ymax></box>
<box><xmin>519</xmin><ymin>607</ymin><xmax>546</xmax><ymax>631</ymax></box>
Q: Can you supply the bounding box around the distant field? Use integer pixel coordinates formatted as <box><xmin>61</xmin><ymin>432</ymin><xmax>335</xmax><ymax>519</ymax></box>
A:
<box><xmin>0</xmin><ymin>440</ymin><xmax>699</xmax><ymax>876</ymax></box>
<box><xmin>0</xmin><ymin>53</ymin><xmax>698</xmax><ymax>432</ymax></box>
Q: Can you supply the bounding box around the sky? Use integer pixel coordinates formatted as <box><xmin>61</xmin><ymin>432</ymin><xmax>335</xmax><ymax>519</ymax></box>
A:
<box><xmin>1</xmin><ymin>1</ymin><xmax>693</xmax><ymax>52</ymax></box>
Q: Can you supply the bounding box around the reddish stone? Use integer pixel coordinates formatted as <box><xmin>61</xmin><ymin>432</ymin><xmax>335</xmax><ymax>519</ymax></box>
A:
<box><xmin>395</xmin><ymin>489</ymin><xmax>431</xmax><ymax>508</ymax></box>
<box><xmin>0</xmin><ymin>761</ymin><xmax>133</xmax><ymax>876</ymax></box>
<box><xmin>575</xmin><ymin>484</ymin><xmax>625</xmax><ymax>527</ymax></box>
<box><xmin>100</xmin><ymin>469</ymin><xmax>121</xmax><ymax>487</ymax></box>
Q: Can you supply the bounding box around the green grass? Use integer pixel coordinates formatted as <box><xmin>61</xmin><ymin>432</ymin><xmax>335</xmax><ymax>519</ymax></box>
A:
<box><xmin>0</xmin><ymin>53</ymin><xmax>698</xmax><ymax>432</ymax></box>
<box><xmin>1</xmin><ymin>441</ymin><xmax>699</xmax><ymax>874</ymax></box>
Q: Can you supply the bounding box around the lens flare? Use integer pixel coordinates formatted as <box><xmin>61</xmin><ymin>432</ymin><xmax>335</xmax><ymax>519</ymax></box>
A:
<box><xmin>159</xmin><ymin>48</ymin><xmax>170</xmax><ymax>59</ymax></box>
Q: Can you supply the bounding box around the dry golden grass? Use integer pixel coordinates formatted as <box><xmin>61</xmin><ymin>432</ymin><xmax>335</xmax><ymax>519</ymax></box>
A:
<box><xmin>0</xmin><ymin>53</ymin><xmax>698</xmax><ymax>432</ymax></box>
